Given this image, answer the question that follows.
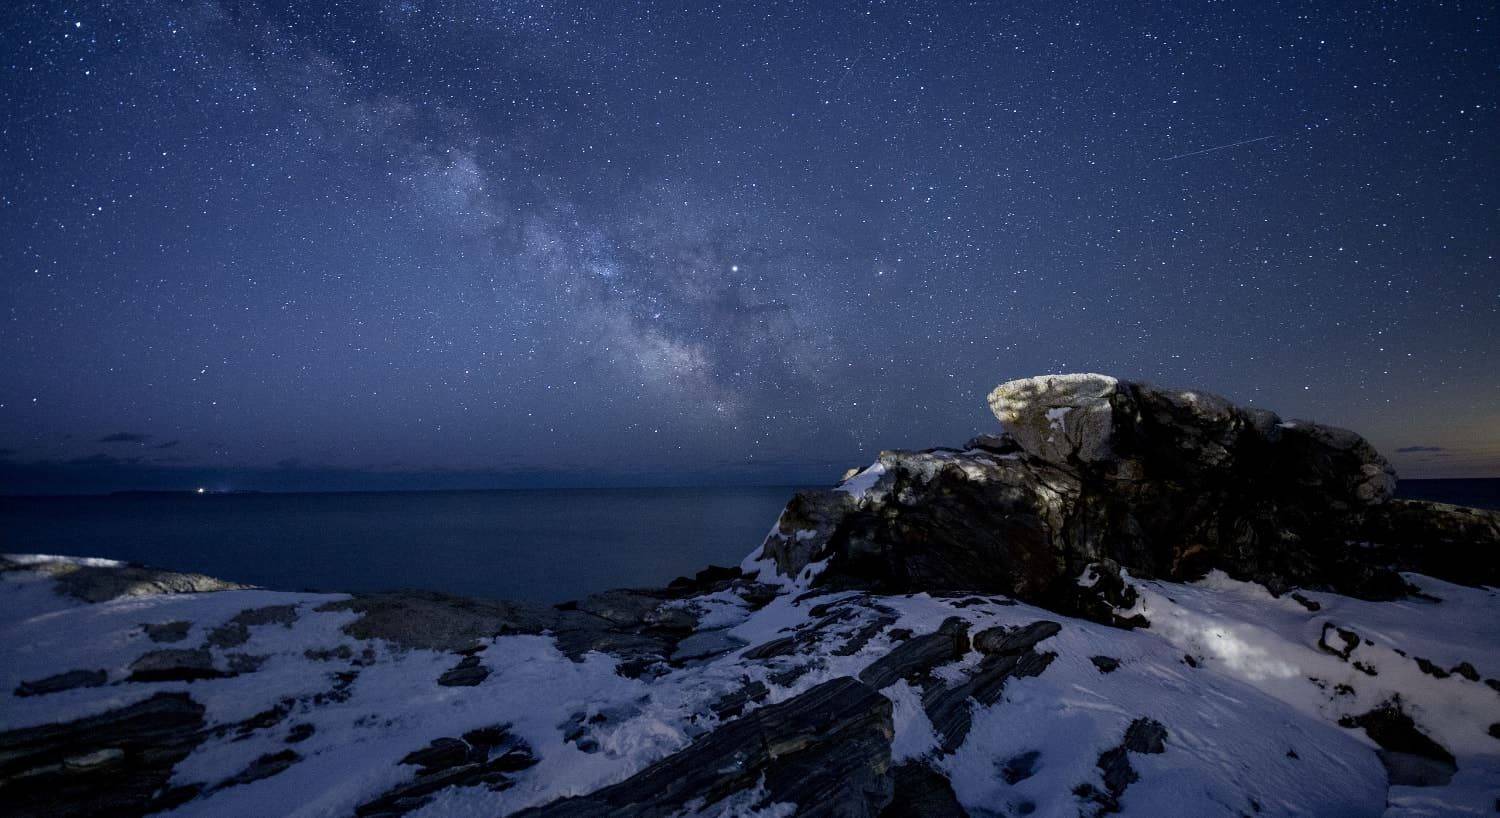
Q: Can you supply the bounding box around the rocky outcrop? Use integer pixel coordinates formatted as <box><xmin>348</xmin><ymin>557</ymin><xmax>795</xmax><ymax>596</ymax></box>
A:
<box><xmin>753</xmin><ymin>374</ymin><xmax>1500</xmax><ymax>611</ymax></box>
<box><xmin>0</xmin><ymin>692</ymin><xmax>208</xmax><ymax>818</ymax></box>
<box><xmin>357</xmin><ymin>726</ymin><xmax>537</xmax><ymax>817</ymax></box>
<box><xmin>14</xmin><ymin>669</ymin><xmax>108</xmax><ymax>698</ymax></box>
<box><xmin>1339</xmin><ymin>701</ymin><xmax>1456</xmax><ymax>787</ymax></box>
<box><xmin>322</xmin><ymin>572</ymin><xmax>776</xmax><ymax>676</ymax></box>
<box><xmin>1074</xmin><ymin>718</ymin><xmax>1170</xmax><ymax>816</ymax></box>
<box><xmin>922</xmin><ymin>643</ymin><xmax>1056</xmax><ymax>753</ymax></box>
<box><xmin>858</xmin><ymin>616</ymin><xmax>969</xmax><ymax>690</ymax></box>
<box><xmin>880</xmin><ymin>762</ymin><xmax>968</xmax><ymax>817</ymax></box>
<box><xmin>516</xmin><ymin>677</ymin><xmax>895</xmax><ymax>817</ymax></box>
<box><xmin>0</xmin><ymin>555</ymin><xmax>247</xmax><ymax>603</ymax></box>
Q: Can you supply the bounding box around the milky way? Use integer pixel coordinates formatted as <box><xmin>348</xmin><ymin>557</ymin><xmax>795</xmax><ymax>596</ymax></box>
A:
<box><xmin>2</xmin><ymin>1</ymin><xmax>1496</xmax><ymax>492</ymax></box>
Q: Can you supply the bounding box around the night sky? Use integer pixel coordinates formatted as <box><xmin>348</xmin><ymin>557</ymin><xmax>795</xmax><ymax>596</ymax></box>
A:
<box><xmin>2</xmin><ymin>1</ymin><xmax>1497</xmax><ymax>494</ymax></box>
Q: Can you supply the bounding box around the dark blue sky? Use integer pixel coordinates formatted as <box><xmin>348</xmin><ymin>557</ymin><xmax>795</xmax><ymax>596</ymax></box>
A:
<box><xmin>2</xmin><ymin>0</ymin><xmax>1497</xmax><ymax>493</ymax></box>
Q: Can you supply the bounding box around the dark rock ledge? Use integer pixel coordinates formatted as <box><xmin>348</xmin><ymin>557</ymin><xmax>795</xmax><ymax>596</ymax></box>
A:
<box><xmin>754</xmin><ymin>374</ymin><xmax>1500</xmax><ymax>620</ymax></box>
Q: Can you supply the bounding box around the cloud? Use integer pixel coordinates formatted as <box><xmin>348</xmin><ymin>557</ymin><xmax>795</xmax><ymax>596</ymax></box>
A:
<box><xmin>98</xmin><ymin>432</ymin><xmax>151</xmax><ymax>444</ymax></box>
<box><xmin>154</xmin><ymin>440</ymin><xmax>181</xmax><ymax>449</ymax></box>
<box><xmin>66</xmin><ymin>453</ymin><xmax>143</xmax><ymax>466</ymax></box>
<box><xmin>1395</xmin><ymin>445</ymin><xmax>1446</xmax><ymax>454</ymax></box>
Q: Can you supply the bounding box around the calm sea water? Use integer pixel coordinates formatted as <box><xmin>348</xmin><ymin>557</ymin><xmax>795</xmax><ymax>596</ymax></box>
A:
<box><xmin>0</xmin><ymin>487</ymin><xmax>799</xmax><ymax>603</ymax></box>
<box><xmin>1</xmin><ymin>480</ymin><xmax>1494</xmax><ymax>602</ymax></box>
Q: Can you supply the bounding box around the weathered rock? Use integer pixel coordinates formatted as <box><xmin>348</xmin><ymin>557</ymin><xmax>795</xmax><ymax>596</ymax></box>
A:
<box><xmin>758</xmin><ymin>489</ymin><xmax>859</xmax><ymax>584</ymax></box>
<box><xmin>1318</xmin><ymin>623</ymin><xmax>1361</xmax><ymax>660</ymax></box>
<box><xmin>206</xmin><ymin>604</ymin><xmax>299</xmax><ymax>648</ymax></box>
<box><xmin>1339</xmin><ymin>701</ymin><xmax>1456</xmax><ymax>786</ymax></box>
<box><xmin>742</xmin><ymin>635</ymin><xmax>800</xmax><ymax>660</ymax></box>
<box><xmin>305</xmin><ymin>644</ymin><xmax>354</xmax><ymax>662</ymax></box>
<box><xmin>972</xmin><ymin>620</ymin><xmax>1060</xmax><ymax>656</ymax></box>
<box><xmin>516</xmin><ymin>677</ymin><xmax>895</xmax><ymax>818</ymax></box>
<box><xmin>0</xmin><ymin>555</ymin><xmax>248</xmax><ymax>603</ymax></box>
<box><xmin>14</xmin><ymin>668</ymin><xmax>108</xmax><ymax>698</ymax></box>
<box><xmin>285</xmin><ymin>723</ymin><xmax>315</xmax><ymax>743</ymax></box>
<box><xmin>987</xmin><ymin>373</ymin><xmax>1122</xmax><ymax>465</ymax></box>
<box><xmin>357</xmin><ymin>727</ymin><xmax>536</xmax><ymax>817</ymax></box>
<box><xmin>665</xmin><ymin>564</ymin><xmax>742</xmax><ymax>595</ymax></box>
<box><xmin>400</xmin><ymin>738</ymin><xmax>471</xmax><ymax>773</ymax></box>
<box><xmin>859</xmin><ymin>616</ymin><xmax>969</xmax><ymax>690</ymax></box>
<box><xmin>324</xmin><ymin>588</ymin><xmax>708</xmax><ymax>667</ymax></box>
<box><xmin>1090</xmin><ymin>655</ymin><xmax>1121</xmax><ymax>673</ymax></box>
<box><xmin>879</xmin><ymin>761</ymin><xmax>968</xmax><ymax>817</ymax></box>
<box><xmin>1358</xmin><ymin>500</ymin><xmax>1500</xmax><ymax>589</ymax></box>
<box><xmin>436</xmin><ymin>655</ymin><xmax>489</xmax><ymax>687</ymax></box>
<box><xmin>709</xmin><ymin>680</ymin><xmax>770</xmax><ymax>720</ymax></box>
<box><xmin>319</xmin><ymin>591</ymin><xmax>555</xmax><ymax>652</ymax></box>
<box><xmin>0</xmin><ymin>692</ymin><xmax>208</xmax><ymax>817</ymax></box>
<box><xmin>215</xmin><ymin>750</ymin><xmax>300</xmax><ymax>790</ymax></box>
<box><xmin>923</xmin><ymin>650</ymin><xmax>1056</xmax><ymax>753</ymax></box>
<box><xmin>570</xmin><ymin>589</ymin><xmax>670</xmax><ymax>627</ymax></box>
<box><xmin>833</xmin><ymin>613</ymin><xmax>900</xmax><ymax>657</ymax></box>
<box><xmin>1075</xmin><ymin>718</ymin><xmax>1169</xmax><ymax>817</ymax></box>
<box><xmin>735</xmin><ymin>582</ymin><xmax>781</xmax><ymax>610</ymax></box>
<box><xmin>1122</xmin><ymin>718</ymin><xmax>1167</xmax><ymax>754</ymax></box>
<box><xmin>127</xmin><ymin>648</ymin><xmax>226</xmax><ymax>682</ymax></box>
<box><xmin>748</xmin><ymin>375</ymin><xmax>1498</xmax><ymax>611</ymax></box>
<box><xmin>142</xmin><ymin>621</ymin><xmax>191</xmax><ymax>643</ymax></box>
<box><xmin>232</xmin><ymin>700</ymin><xmax>292</xmax><ymax>736</ymax></box>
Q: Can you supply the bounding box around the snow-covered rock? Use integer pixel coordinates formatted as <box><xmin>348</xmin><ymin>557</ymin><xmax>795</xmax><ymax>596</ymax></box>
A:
<box><xmin>1</xmin><ymin>553</ymin><xmax>1498</xmax><ymax>816</ymax></box>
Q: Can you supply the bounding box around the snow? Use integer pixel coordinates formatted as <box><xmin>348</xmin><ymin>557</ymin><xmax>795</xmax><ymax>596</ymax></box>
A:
<box><xmin>3</xmin><ymin>555</ymin><xmax>1497</xmax><ymax>817</ymax></box>
<box><xmin>3</xmin><ymin>552</ymin><xmax>126</xmax><ymax>568</ymax></box>
<box><xmin>834</xmin><ymin>462</ymin><xmax>886</xmax><ymax>498</ymax></box>
<box><xmin>1045</xmin><ymin>406</ymin><xmax>1071</xmax><ymax>432</ymax></box>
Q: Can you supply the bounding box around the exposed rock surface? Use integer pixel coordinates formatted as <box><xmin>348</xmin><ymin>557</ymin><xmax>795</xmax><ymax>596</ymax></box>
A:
<box><xmin>972</xmin><ymin>620</ymin><xmax>1060</xmax><ymax>656</ymax></box>
<box><xmin>358</xmin><ymin>726</ymin><xmax>537</xmax><ymax>817</ymax></box>
<box><xmin>437</xmin><ymin>655</ymin><xmax>490</xmax><ymax>687</ymax></box>
<box><xmin>0</xmin><ymin>555</ymin><xmax>248</xmax><ymax>603</ymax></box>
<box><xmin>142</xmin><ymin>620</ymin><xmax>191</xmax><ymax>643</ymax></box>
<box><xmin>754</xmin><ymin>374</ymin><xmax>1500</xmax><ymax>612</ymax></box>
<box><xmin>922</xmin><ymin>645</ymin><xmax>1057</xmax><ymax>752</ymax></box>
<box><xmin>1339</xmin><ymin>701</ymin><xmax>1457</xmax><ymax>786</ymax></box>
<box><xmin>516</xmin><ymin>677</ymin><xmax>894</xmax><ymax>818</ymax></box>
<box><xmin>879</xmin><ymin>761</ymin><xmax>969</xmax><ymax>817</ymax></box>
<box><xmin>206</xmin><ymin>604</ymin><xmax>299</xmax><ymax>648</ymax></box>
<box><xmin>126</xmin><ymin>648</ymin><xmax>226</xmax><ymax>683</ymax></box>
<box><xmin>858</xmin><ymin>616</ymin><xmax>968</xmax><ymax>689</ymax></box>
<box><xmin>14</xmin><ymin>668</ymin><xmax>108</xmax><ymax>698</ymax></box>
<box><xmin>0</xmin><ymin>692</ymin><xmax>208</xmax><ymax>818</ymax></box>
<box><xmin>1075</xmin><ymin>718</ymin><xmax>1169</xmax><ymax>816</ymax></box>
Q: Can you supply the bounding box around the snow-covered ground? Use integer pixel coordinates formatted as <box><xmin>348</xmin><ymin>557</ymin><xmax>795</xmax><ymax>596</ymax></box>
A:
<box><xmin>1</xmin><ymin>553</ymin><xmax>1497</xmax><ymax>817</ymax></box>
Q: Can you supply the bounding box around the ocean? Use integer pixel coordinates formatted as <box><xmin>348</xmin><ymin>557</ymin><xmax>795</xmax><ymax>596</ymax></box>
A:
<box><xmin>2</xmin><ymin>479</ymin><xmax>1494</xmax><ymax>602</ymax></box>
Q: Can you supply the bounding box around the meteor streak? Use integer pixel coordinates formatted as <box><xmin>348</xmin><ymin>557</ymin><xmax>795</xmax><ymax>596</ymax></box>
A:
<box><xmin>1161</xmin><ymin>134</ymin><xmax>1276</xmax><ymax>161</ymax></box>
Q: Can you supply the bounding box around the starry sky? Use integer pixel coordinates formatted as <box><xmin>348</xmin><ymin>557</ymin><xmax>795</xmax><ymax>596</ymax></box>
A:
<box><xmin>2</xmin><ymin>0</ymin><xmax>1497</xmax><ymax>494</ymax></box>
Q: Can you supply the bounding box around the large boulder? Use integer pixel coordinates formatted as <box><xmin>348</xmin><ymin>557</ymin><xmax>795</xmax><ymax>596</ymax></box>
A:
<box><xmin>750</xmin><ymin>375</ymin><xmax>1496</xmax><ymax>610</ymax></box>
<box><xmin>987</xmin><ymin>373</ymin><xmax>1123</xmax><ymax>465</ymax></box>
<box><xmin>987</xmin><ymin>373</ymin><xmax>1395</xmax><ymax>507</ymax></box>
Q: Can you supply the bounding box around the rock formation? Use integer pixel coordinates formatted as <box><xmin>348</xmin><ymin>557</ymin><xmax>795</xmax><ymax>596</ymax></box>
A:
<box><xmin>755</xmin><ymin>374</ymin><xmax>1500</xmax><ymax>613</ymax></box>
